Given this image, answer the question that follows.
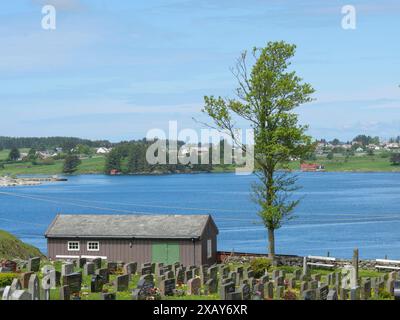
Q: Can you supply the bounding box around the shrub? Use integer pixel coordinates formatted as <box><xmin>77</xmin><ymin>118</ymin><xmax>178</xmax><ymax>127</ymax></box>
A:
<box><xmin>0</xmin><ymin>273</ymin><xmax>18</xmax><ymax>287</ymax></box>
<box><xmin>250</xmin><ymin>258</ymin><xmax>272</xmax><ymax>278</ymax></box>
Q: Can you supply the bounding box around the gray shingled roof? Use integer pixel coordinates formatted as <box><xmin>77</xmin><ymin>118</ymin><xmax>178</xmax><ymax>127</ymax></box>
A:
<box><xmin>45</xmin><ymin>214</ymin><xmax>214</xmax><ymax>239</ymax></box>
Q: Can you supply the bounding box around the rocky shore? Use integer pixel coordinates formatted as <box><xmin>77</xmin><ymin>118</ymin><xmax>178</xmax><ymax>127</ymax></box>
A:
<box><xmin>0</xmin><ymin>176</ymin><xmax>67</xmax><ymax>187</ymax></box>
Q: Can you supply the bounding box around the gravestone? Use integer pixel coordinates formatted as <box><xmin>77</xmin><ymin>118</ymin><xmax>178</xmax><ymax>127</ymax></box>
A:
<box><xmin>394</xmin><ymin>281</ymin><xmax>400</xmax><ymax>300</ymax></box>
<box><xmin>187</xmin><ymin>277</ymin><xmax>201</xmax><ymax>295</ymax></box>
<box><xmin>327</xmin><ymin>289</ymin><xmax>338</xmax><ymax>300</ymax></box>
<box><xmin>352</xmin><ymin>248</ymin><xmax>359</xmax><ymax>284</ymax></box>
<box><xmin>293</xmin><ymin>269</ymin><xmax>301</xmax><ymax>280</ymax></box>
<box><xmin>302</xmin><ymin>289</ymin><xmax>316</xmax><ymax>300</ymax></box>
<box><xmin>361</xmin><ymin>280</ymin><xmax>371</xmax><ymax>300</ymax></box>
<box><xmin>253</xmin><ymin>282</ymin><xmax>264</xmax><ymax>299</ymax></box>
<box><xmin>160</xmin><ymin>278</ymin><xmax>176</xmax><ymax>296</ymax></box>
<box><xmin>92</xmin><ymin>258</ymin><xmax>102</xmax><ymax>269</ymax></box>
<box><xmin>28</xmin><ymin>274</ymin><xmax>40</xmax><ymax>300</ymax></box>
<box><xmin>227</xmin><ymin>292</ymin><xmax>242</xmax><ymax>300</ymax></box>
<box><xmin>271</xmin><ymin>270</ymin><xmax>280</xmax><ymax>280</ymax></box>
<box><xmin>205</xmin><ymin>278</ymin><xmax>218</xmax><ymax>294</ymax></box>
<box><xmin>387</xmin><ymin>279</ymin><xmax>395</xmax><ymax>295</ymax></box>
<box><xmin>350</xmin><ymin>286</ymin><xmax>360</xmax><ymax>300</ymax></box>
<box><xmin>302</xmin><ymin>256</ymin><xmax>309</xmax><ymax>276</ymax></box>
<box><xmin>220</xmin><ymin>282</ymin><xmax>235</xmax><ymax>300</ymax></box>
<box><xmin>184</xmin><ymin>270</ymin><xmax>192</xmax><ymax>283</ymax></box>
<box><xmin>316</xmin><ymin>284</ymin><xmax>329</xmax><ymax>300</ymax></box>
<box><xmin>229</xmin><ymin>272</ymin><xmax>237</xmax><ymax>286</ymax></box>
<box><xmin>84</xmin><ymin>262</ymin><xmax>95</xmax><ymax>276</ymax></box>
<box><xmin>141</xmin><ymin>263</ymin><xmax>153</xmax><ymax>275</ymax></box>
<box><xmin>10</xmin><ymin>278</ymin><xmax>22</xmax><ymax>292</ymax></box>
<box><xmin>208</xmin><ymin>266</ymin><xmax>218</xmax><ymax>280</ymax></box>
<box><xmin>2</xmin><ymin>286</ymin><xmax>12</xmax><ymax>300</ymax></box>
<box><xmin>124</xmin><ymin>262</ymin><xmax>137</xmax><ymax>275</ymax></box>
<box><xmin>264</xmin><ymin>281</ymin><xmax>274</xmax><ymax>299</ymax></box>
<box><xmin>10</xmin><ymin>290</ymin><xmax>32</xmax><ymax>300</ymax></box>
<box><xmin>27</xmin><ymin>257</ymin><xmax>40</xmax><ymax>272</ymax></box>
<box><xmin>276</xmin><ymin>286</ymin><xmax>285</xmax><ymax>299</ymax></box>
<box><xmin>1</xmin><ymin>260</ymin><xmax>17</xmax><ymax>272</ymax></box>
<box><xmin>114</xmin><ymin>274</ymin><xmax>130</xmax><ymax>291</ymax></box>
<box><xmin>274</xmin><ymin>276</ymin><xmax>284</xmax><ymax>287</ymax></box>
<box><xmin>300</xmin><ymin>281</ymin><xmax>308</xmax><ymax>293</ymax></box>
<box><xmin>62</xmin><ymin>263</ymin><xmax>74</xmax><ymax>276</ymax></box>
<box><xmin>63</xmin><ymin>272</ymin><xmax>82</xmax><ymax>294</ymax></box>
<box><xmin>60</xmin><ymin>285</ymin><xmax>70</xmax><ymax>300</ymax></box>
<box><xmin>240</xmin><ymin>283</ymin><xmax>251</xmax><ymax>300</ymax></box>
<box><xmin>132</xmin><ymin>275</ymin><xmax>155</xmax><ymax>300</ymax></box>
<box><xmin>42</xmin><ymin>273</ymin><xmax>55</xmax><ymax>300</ymax></box>
<box><xmin>288</xmin><ymin>278</ymin><xmax>296</xmax><ymax>290</ymax></box>
<box><xmin>259</xmin><ymin>274</ymin><xmax>269</xmax><ymax>284</ymax></box>
<box><xmin>96</xmin><ymin>268</ymin><xmax>109</xmax><ymax>284</ymax></box>
<box><xmin>78</xmin><ymin>258</ymin><xmax>87</xmax><ymax>268</ymax></box>
<box><xmin>340</xmin><ymin>287</ymin><xmax>348</xmax><ymax>300</ymax></box>
<box><xmin>176</xmin><ymin>268</ymin><xmax>184</xmax><ymax>284</ymax></box>
<box><xmin>91</xmin><ymin>274</ymin><xmax>104</xmax><ymax>293</ymax></box>
<box><xmin>20</xmin><ymin>272</ymin><xmax>34</xmax><ymax>288</ymax></box>
<box><xmin>107</xmin><ymin>262</ymin><xmax>118</xmax><ymax>274</ymax></box>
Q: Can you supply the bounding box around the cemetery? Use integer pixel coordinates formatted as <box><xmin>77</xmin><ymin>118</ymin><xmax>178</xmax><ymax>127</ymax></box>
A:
<box><xmin>1</xmin><ymin>248</ymin><xmax>400</xmax><ymax>301</ymax></box>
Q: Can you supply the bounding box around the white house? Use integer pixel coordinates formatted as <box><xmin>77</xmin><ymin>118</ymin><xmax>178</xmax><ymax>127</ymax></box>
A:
<box><xmin>96</xmin><ymin>147</ymin><xmax>111</xmax><ymax>154</ymax></box>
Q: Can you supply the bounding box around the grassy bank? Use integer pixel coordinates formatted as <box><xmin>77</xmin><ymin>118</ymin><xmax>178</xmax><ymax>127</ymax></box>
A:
<box><xmin>1</xmin><ymin>149</ymin><xmax>399</xmax><ymax>176</ymax></box>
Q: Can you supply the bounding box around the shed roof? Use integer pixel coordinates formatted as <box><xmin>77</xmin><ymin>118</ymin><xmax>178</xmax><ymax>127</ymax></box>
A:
<box><xmin>45</xmin><ymin>214</ymin><xmax>217</xmax><ymax>239</ymax></box>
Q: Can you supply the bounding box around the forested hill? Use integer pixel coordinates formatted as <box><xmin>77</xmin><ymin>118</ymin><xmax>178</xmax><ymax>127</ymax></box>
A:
<box><xmin>0</xmin><ymin>136</ymin><xmax>112</xmax><ymax>150</ymax></box>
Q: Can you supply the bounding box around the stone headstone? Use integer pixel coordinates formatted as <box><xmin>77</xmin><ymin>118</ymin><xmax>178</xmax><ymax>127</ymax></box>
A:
<box><xmin>394</xmin><ymin>281</ymin><xmax>400</xmax><ymax>300</ymax></box>
<box><xmin>61</xmin><ymin>263</ymin><xmax>74</xmax><ymax>276</ymax></box>
<box><xmin>10</xmin><ymin>278</ymin><xmax>22</xmax><ymax>292</ymax></box>
<box><xmin>276</xmin><ymin>286</ymin><xmax>285</xmax><ymax>299</ymax></box>
<box><xmin>240</xmin><ymin>283</ymin><xmax>251</xmax><ymax>300</ymax></box>
<box><xmin>327</xmin><ymin>289</ymin><xmax>338</xmax><ymax>300</ymax></box>
<box><xmin>114</xmin><ymin>274</ymin><xmax>130</xmax><ymax>291</ymax></box>
<box><xmin>361</xmin><ymin>280</ymin><xmax>371</xmax><ymax>300</ymax></box>
<box><xmin>350</xmin><ymin>286</ymin><xmax>360</xmax><ymax>300</ymax></box>
<box><xmin>96</xmin><ymin>268</ymin><xmax>109</xmax><ymax>284</ymax></box>
<box><xmin>124</xmin><ymin>262</ymin><xmax>137</xmax><ymax>275</ymax></box>
<box><xmin>91</xmin><ymin>274</ymin><xmax>104</xmax><ymax>293</ymax></box>
<box><xmin>176</xmin><ymin>268</ymin><xmax>184</xmax><ymax>284</ymax></box>
<box><xmin>20</xmin><ymin>272</ymin><xmax>34</xmax><ymax>288</ymax></box>
<box><xmin>0</xmin><ymin>260</ymin><xmax>17</xmax><ymax>272</ymax></box>
<box><xmin>62</xmin><ymin>272</ymin><xmax>82</xmax><ymax>294</ymax></box>
<box><xmin>78</xmin><ymin>258</ymin><xmax>87</xmax><ymax>268</ymax></box>
<box><xmin>107</xmin><ymin>262</ymin><xmax>118</xmax><ymax>274</ymax></box>
<box><xmin>84</xmin><ymin>262</ymin><xmax>95</xmax><ymax>276</ymax></box>
<box><xmin>302</xmin><ymin>256</ymin><xmax>309</xmax><ymax>276</ymax></box>
<box><xmin>302</xmin><ymin>289</ymin><xmax>316</xmax><ymax>300</ymax></box>
<box><xmin>27</xmin><ymin>257</ymin><xmax>40</xmax><ymax>272</ymax></box>
<box><xmin>205</xmin><ymin>278</ymin><xmax>218</xmax><ymax>294</ymax></box>
<box><xmin>60</xmin><ymin>285</ymin><xmax>70</xmax><ymax>300</ymax></box>
<box><xmin>316</xmin><ymin>284</ymin><xmax>329</xmax><ymax>300</ymax></box>
<box><xmin>160</xmin><ymin>278</ymin><xmax>176</xmax><ymax>296</ymax></box>
<box><xmin>187</xmin><ymin>277</ymin><xmax>201</xmax><ymax>295</ymax></box>
<box><xmin>10</xmin><ymin>290</ymin><xmax>32</xmax><ymax>300</ymax></box>
<box><xmin>253</xmin><ymin>282</ymin><xmax>264</xmax><ymax>299</ymax></box>
<box><xmin>2</xmin><ymin>286</ymin><xmax>12</xmax><ymax>300</ymax></box>
<box><xmin>220</xmin><ymin>281</ymin><xmax>235</xmax><ymax>300</ymax></box>
<box><xmin>92</xmin><ymin>258</ymin><xmax>102</xmax><ymax>269</ymax></box>
<box><xmin>264</xmin><ymin>281</ymin><xmax>274</xmax><ymax>299</ymax></box>
<box><xmin>227</xmin><ymin>292</ymin><xmax>242</xmax><ymax>300</ymax></box>
<box><xmin>352</xmin><ymin>248</ymin><xmax>359</xmax><ymax>284</ymax></box>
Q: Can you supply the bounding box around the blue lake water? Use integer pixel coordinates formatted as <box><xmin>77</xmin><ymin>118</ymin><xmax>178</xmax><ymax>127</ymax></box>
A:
<box><xmin>1</xmin><ymin>172</ymin><xmax>400</xmax><ymax>259</ymax></box>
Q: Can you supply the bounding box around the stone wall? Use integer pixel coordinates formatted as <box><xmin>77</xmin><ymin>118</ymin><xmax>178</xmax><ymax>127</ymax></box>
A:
<box><xmin>218</xmin><ymin>252</ymin><xmax>380</xmax><ymax>270</ymax></box>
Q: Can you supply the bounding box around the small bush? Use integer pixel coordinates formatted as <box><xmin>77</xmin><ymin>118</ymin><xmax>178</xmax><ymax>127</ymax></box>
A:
<box><xmin>0</xmin><ymin>273</ymin><xmax>18</xmax><ymax>287</ymax></box>
<box><xmin>250</xmin><ymin>258</ymin><xmax>272</xmax><ymax>278</ymax></box>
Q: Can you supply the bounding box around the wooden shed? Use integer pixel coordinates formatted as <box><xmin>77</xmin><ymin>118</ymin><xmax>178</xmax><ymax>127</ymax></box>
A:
<box><xmin>45</xmin><ymin>214</ymin><xmax>219</xmax><ymax>266</ymax></box>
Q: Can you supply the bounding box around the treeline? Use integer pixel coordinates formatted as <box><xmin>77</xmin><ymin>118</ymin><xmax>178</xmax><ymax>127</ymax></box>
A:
<box><xmin>105</xmin><ymin>140</ymin><xmax>213</xmax><ymax>174</ymax></box>
<box><xmin>0</xmin><ymin>136</ymin><xmax>112</xmax><ymax>150</ymax></box>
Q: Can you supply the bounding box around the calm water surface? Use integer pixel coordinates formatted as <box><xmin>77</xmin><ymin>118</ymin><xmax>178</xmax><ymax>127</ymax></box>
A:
<box><xmin>1</xmin><ymin>172</ymin><xmax>400</xmax><ymax>259</ymax></box>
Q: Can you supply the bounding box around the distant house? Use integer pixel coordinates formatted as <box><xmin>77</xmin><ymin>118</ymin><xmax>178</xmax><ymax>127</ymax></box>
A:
<box><xmin>45</xmin><ymin>214</ymin><xmax>219</xmax><ymax>266</ymax></box>
<box><xmin>96</xmin><ymin>147</ymin><xmax>111</xmax><ymax>154</ymax></box>
<box><xmin>300</xmin><ymin>163</ymin><xmax>325</xmax><ymax>172</ymax></box>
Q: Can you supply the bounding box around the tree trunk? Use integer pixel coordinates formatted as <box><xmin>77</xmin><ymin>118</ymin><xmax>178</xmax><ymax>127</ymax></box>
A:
<box><xmin>268</xmin><ymin>227</ymin><xmax>276</xmax><ymax>264</ymax></box>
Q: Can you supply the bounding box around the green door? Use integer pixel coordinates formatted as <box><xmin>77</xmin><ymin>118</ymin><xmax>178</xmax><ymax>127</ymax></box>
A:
<box><xmin>152</xmin><ymin>242</ymin><xmax>180</xmax><ymax>264</ymax></box>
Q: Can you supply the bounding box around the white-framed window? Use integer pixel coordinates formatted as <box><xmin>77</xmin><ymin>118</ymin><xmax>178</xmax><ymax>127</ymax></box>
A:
<box><xmin>207</xmin><ymin>239</ymin><xmax>212</xmax><ymax>258</ymax></box>
<box><xmin>67</xmin><ymin>241</ymin><xmax>80</xmax><ymax>251</ymax></box>
<box><xmin>87</xmin><ymin>241</ymin><xmax>100</xmax><ymax>251</ymax></box>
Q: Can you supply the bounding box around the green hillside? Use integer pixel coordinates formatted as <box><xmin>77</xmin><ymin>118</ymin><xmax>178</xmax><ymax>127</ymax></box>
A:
<box><xmin>0</xmin><ymin>230</ymin><xmax>45</xmax><ymax>260</ymax></box>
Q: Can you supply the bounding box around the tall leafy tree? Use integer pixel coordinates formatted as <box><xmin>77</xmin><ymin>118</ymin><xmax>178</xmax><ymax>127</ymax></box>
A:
<box><xmin>202</xmin><ymin>41</ymin><xmax>315</xmax><ymax>262</ymax></box>
<box><xmin>8</xmin><ymin>148</ymin><xmax>20</xmax><ymax>161</ymax></box>
<box><xmin>63</xmin><ymin>155</ymin><xmax>81</xmax><ymax>174</ymax></box>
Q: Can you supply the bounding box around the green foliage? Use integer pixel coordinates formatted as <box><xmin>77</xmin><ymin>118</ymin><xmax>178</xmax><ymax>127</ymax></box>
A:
<box><xmin>63</xmin><ymin>155</ymin><xmax>82</xmax><ymax>174</ymax></box>
<box><xmin>326</xmin><ymin>152</ymin><xmax>334</xmax><ymax>160</ymax></box>
<box><xmin>0</xmin><ymin>273</ymin><xmax>18</xmax><ymax>287</ymax></box>
<box><xmin>250</xmin><ymin>258</ymin><xmax>272</xmax><ymax>278</ymax></box>
<box><xmin>202</xmin><ymin>41</ymin><xmax>315</xmax><ymax>259</ymax></box>
<box><xmin>8</xmin><ymin>148</ymin><xmax>20</xmax><ymax>161</ymax></box>
<box><xmin>390</xmin><ymin>153</ymin><xmax>400</xmax><ymax>165</ymax></box>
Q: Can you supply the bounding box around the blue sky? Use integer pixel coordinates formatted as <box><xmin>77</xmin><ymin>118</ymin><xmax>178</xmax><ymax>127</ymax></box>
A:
<box><xmin>0</xmin><ymin>0</ymin><xmax>399</xmax><ymax>142</ymax></box>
